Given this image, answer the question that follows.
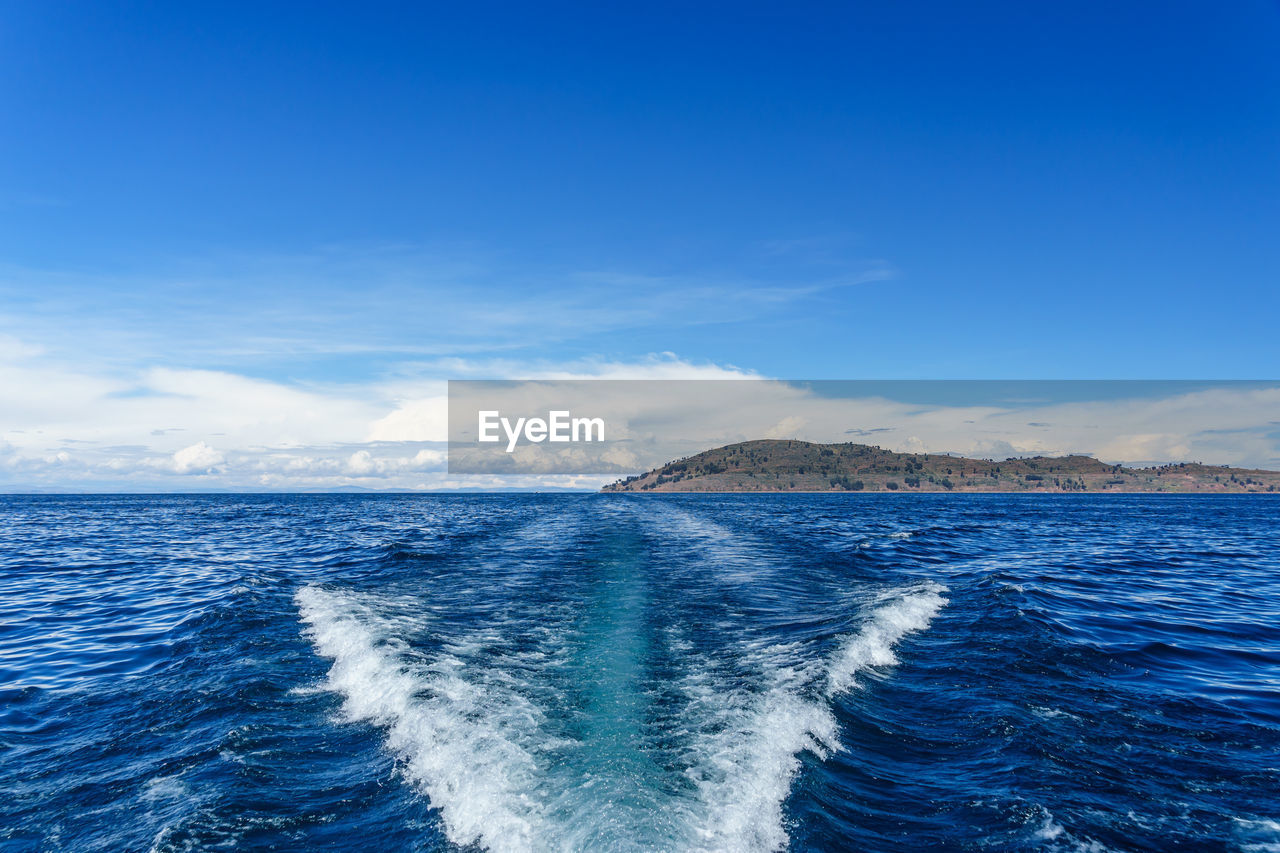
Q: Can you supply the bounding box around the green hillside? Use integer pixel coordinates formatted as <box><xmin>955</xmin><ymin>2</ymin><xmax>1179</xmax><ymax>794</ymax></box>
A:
<box><xmin>602</xmin><ymin>439</ymin><xmax>1280</xmax><ymax>493</ymax></box>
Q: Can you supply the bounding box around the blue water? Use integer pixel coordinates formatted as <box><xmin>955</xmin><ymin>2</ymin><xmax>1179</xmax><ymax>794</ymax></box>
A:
<box><xmin>2</xmin><ymin>495</ymin><xmax>1278</xmax><ymax>852</ymax></box>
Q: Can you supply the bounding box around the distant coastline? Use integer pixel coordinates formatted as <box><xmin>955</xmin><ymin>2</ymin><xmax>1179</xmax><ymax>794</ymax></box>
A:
<box><xmin>602</xmin><ymin>439</ymin><xmax>1280</xmax><ymax>493</ymax></box>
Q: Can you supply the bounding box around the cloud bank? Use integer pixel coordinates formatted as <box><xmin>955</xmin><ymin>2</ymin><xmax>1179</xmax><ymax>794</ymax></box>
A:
<box><xmin>0</xmin><ymin>347</ymin><xmax>758</xmax><ymax>490</ymax></box>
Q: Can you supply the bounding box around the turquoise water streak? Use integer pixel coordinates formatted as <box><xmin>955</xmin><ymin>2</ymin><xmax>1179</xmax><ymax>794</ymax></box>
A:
<box><xmin>2</xmin><ymin>494</ymin><xmax>1279</xmax><ymax>851</ymax></box>
<box><xmin>554</xmin><ymin>517</ymin><xmax>676</xmax><ymax>850</ymax></box>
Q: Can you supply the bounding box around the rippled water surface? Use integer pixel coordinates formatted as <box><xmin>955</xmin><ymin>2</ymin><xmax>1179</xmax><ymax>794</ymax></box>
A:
<box><xmin>2</xmin><ymin>494</ymin><xmax>1278</xmax><ymax>852</ymax></box>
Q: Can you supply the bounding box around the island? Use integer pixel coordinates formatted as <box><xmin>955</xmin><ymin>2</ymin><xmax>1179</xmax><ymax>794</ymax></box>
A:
<box><xmin>601</xmin><ymin>439</ymin><xmax>1280</xmax><ymax>493</ymax></box>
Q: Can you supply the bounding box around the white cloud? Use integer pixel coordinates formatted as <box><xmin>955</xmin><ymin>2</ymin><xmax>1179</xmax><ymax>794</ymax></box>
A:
<box><xmin>764</xmin><ymin>416</ymin><xmax>807</xmax><ymax>439</ymax></box>
<box><xmin>2</xmin><ymin>337</ymin><xmax>1278</xmax><ymax>490</ymax></box>
<box><xmin>0</xmin><ymin>363</ymin><xmax>380</xmax><ymax>456</ymax></box>
<box><xmin>366</xmin><ymin>354</ymin><xmax>756</xmax><ymax>444</ymax></box>
<box><xmin>345</xmin><ymin>450</ymin><xmax>375</xmax><ymax>475</ymax></box>
<box><xmin>0</xmin><ymin>348</ymin><xmax>756</xmax><ymax>490</ymax></box>
<box><xmin>0</xmin><ymin>334</ymin><xmax>43</xmax><ymax>361</ymax></box>
<box><xmin>367</xmin><ymin>396</ymin><xmax>448</xmax><ymax>443</ymax></box>
<box><xmin>171</xmin><ymin>442</ymin><xmax>224</xmax><ymax>474</ymax></box>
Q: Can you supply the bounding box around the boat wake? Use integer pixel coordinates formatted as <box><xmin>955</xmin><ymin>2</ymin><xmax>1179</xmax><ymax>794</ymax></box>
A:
<box><xmin>296</xmin><ymin>586</ymin><xmax>557</xmax><ymax>852</ymax></box>
<box><xmin>297</xmin><ymin>579</ymin><xmax>945</xmax><ymax>852</ymax></box>
<box><xmin>676</xmin><ymin>583</ymin><xmax>947</xmax><ymax>852</ymax></box>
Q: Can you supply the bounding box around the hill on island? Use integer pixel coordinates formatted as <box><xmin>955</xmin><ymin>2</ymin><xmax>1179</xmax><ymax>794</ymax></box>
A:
<box><xmin>601</xmin><ymin>439</ymin><xmax>1280</xmax><ymax>493</ymax></box>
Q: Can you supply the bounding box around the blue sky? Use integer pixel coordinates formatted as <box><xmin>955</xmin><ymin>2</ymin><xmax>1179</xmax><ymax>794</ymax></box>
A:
<box><xmin>2</xmin><ymin>2</ymin><xmax>1279</xmax><ymax>489</ymax></box>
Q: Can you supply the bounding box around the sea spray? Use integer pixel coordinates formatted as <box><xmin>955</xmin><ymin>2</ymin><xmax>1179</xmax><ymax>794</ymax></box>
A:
<box><xmin>296</xmin><ymin>585</ymin><xmax>549</xmax><ymax>853</ymax></box>
<box><xmin>679</xmin><ymin>584</ymin><xmax>948</xmax><ymax>852</ymax></box>
<box><xmin>297</xmin><ymin>580</ymin><xmax>946</xmax><ymax>853</ymax></box>
<box><xmin>678</xmin><ymin>645</ymin><xmax>837</xmax><ymax>853</ymax></box>
<box><xmin>826</xmin><ymin>584</ymin><xmax>948</xmax><ymax>697</ymax></box>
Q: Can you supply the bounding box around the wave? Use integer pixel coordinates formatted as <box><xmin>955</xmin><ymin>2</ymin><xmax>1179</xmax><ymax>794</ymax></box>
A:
<box><xmin>680</xmin><ymin>584</ymin><xmax>947</xmax><ymax>852</ymax></box>
<box><xmin>296</xmin><ymin>580</ymin><xmax>946</xmax><ymax>853</ymax></box>
<box><xmin>677</xmin><ymin>642</ymin><xmax>836</xmax><ymax>852</ymax></box>
<box><xmin>1235</xmin><ymin>818</ymin><xmax>1280</xmax><ymax>853</ymax></box>
<box><xmin>826</xmin><ymin>584</ymin><xmax>948</xmax><ymax>696</ymax></box>
<box><xmin>296</xmin><ymin>586</ymin><xmax>553</xmax><ymax>853</ymax></box>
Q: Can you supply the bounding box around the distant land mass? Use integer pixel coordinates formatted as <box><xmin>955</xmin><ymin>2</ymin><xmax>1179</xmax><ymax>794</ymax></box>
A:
<box><xmin>602</xmin><ymin>439</ymin><xmax>1280</xmax><ymax>493</ymax></box>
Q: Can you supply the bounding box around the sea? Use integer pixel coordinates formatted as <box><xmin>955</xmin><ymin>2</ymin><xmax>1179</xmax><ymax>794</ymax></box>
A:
<box><xmin>1</xmin><ymin>494</ymin><xmax>1278</xmax><ymax>852</ymax></box>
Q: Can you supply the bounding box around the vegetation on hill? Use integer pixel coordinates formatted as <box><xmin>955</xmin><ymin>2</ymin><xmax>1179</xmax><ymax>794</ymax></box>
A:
<box><xmin>602</xmin><ymin>440</ymin><xmax>1280</xmax><ymax>493</ymax></box>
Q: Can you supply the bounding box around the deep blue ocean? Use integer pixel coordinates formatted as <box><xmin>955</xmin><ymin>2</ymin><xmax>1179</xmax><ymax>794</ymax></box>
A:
<box><xmin>2</xmin><ymin>494</ymin><xmax>1278</xmax><ymax>852</ymax></box>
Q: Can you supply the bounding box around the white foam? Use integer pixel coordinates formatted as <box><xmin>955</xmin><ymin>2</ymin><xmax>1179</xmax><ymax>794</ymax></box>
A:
<box><xmin>679</xmin><ymin>651</ymin><xmax>836</xmax><ymax>853</ymax></box>
<box><xmin>1030</xmin><ymin>704</ymin><xmax>1082</xmax><ymax>722</ymax></box>
<box><xmin>1033</xmin><ymin>806</ymin><xmax>1066</xmax><ymax>841</ymax></box>
<box><xmin>297</xmin><ymin>579</ymin><xmax>947</xmax><ymax>853</ymax></box>
<box><xmin>647</xmin><ymin>507</ymin><xmax>776</xmax><ymax>585</ymax></box>
<box><xmin>296</xmin><ymin>585</ymin><xmax>551</xmax><ymax>853</ymax></box>
<box><xmin>1235</xmin><ymin>817</ymin><xmax>1280</xmax><ymax>853</ymax></box>
<box><xmin>826</xmin><ymin>584</ymin><xmax>947</xmax><ymax>697</ymax></box>
<box><xmin>679</xmin><ymin>585</ymin><xmax>947</xmax><ymax>852</ymax></box>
